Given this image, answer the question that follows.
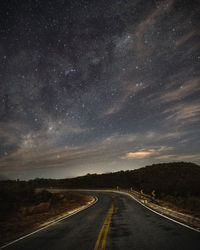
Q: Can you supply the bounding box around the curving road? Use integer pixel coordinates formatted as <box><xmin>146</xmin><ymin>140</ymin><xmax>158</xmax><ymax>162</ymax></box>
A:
<box><xmin>2</xmin><ymin>191</ymin><xmax>200</xmax><ymax>250</ymax></box>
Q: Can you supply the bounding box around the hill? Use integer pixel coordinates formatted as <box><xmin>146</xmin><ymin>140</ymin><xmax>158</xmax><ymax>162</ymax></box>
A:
<box><xmin>55</xmin><ymin>162</ymin><xmax>200</xmax><ymax>215</ymax></box>
<box><xmin>1</xmin><ymin>162</ymin><xmax>200</xmax><ymax>216</ymax></box>
<box><xmin>46</xmin><ymin>162</ymin><xmax>200</xmax><ymax>197</ymax></box>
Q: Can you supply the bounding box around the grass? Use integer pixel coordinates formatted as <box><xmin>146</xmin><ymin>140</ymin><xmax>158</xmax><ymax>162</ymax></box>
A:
<box><xmin>0</xmin><ymin>190</ymin><xmax>92</xmax><ymax>247</ymax></box>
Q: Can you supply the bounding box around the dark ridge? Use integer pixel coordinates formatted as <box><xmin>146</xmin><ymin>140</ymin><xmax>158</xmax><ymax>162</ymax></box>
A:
<box><xmin>1</xmin><ymin>162</ymin><xmax>200</xmax><ymax>215</ymax></box>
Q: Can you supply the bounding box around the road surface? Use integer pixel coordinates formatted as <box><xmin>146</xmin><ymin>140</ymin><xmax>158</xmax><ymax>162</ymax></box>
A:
<box><xmin>2</xmin><ymin>191</ymin><xmax>200</xmax><ymax>250</ymax></box>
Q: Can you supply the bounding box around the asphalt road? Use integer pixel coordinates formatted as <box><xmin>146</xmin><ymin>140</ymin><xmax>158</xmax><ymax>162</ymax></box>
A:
<box><xmin>3</xmin><ymin>191</ymin><xmax>200</xmax><ymax>250</ymax></box>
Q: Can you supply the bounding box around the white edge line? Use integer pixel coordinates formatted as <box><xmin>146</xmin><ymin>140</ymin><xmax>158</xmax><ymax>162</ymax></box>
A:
<box><xmin>0</xmin><ymin>196</ymin><xmax>98</xmax><ymax>249</ymax></box>
<box><xmin>112</xmin><ymin>190</ymin><xmax>200</xmax><ymax>233</ymax></box>
<box><xmin>70</xmin><ymin>189</ymin><xmax>200</xmax><ymax>233</ymax></box>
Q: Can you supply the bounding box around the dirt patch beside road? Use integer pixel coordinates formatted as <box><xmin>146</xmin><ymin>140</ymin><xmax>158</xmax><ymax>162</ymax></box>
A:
<box><xmin>0</xmin><ymin>191</ymin><xmax>93</xmax><ymax>247</ymax></box>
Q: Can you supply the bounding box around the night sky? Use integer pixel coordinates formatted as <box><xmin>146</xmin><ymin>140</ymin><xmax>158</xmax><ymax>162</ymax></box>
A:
<box><xmin>0</xmin><ymin>0</ymin><xmax>199</xmax><ymax>180</ymax></box>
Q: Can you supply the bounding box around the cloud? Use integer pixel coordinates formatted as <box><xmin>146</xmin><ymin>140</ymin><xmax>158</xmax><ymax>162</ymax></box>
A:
<box><xmin>1</xmin><ymin>124</ymin><xmax>198</xmax><ymax>178</ymax></box>
<box><xmin>101</xmin><ymin>1</ymin><xmax>177</xmax><ymax>118</ymax></box>
<box><xmin>156</xmin><ymin>154</ymin><xmax>200</xmax><ymax>162</ymax></box>
<box><xmin>155</xmin><ymin>154</ymin><xmax>175</xmax><ymax>160</ymax></box>
<box><xmin>131</xmin><ymin>0</ymin><xmax>175</xmax><ymax>59</ymax></box>
<box><xmin>0</xmin><ymin>125</ymin><xmax>192</xmax><ymax>175</ymax></box>
<box><xmin>121</xmin><ymin>146</ymin><xmax>174</xmax><ymax>160</ymax></box>
<box><xmin>175</xmin><ymin>30</ymin><xmax>197</xmax><ymax>47</ymax></box>
<box><xmin>146</xmin><ymin>72</ymin><xmax>199</xmax><ymax>107</ymax></box>
<box><xmin>160</xmin><ymin>78</ymin><xmax>200</xmax><ymax>103</ymax></box>
<box><xmin>0</xmin><ymin>130</ymin><xmax>176</xmax><ymax>174</ymax></box>
<box><xmin>163</xmin><ymin>101</ymin><xmax>200</xmax><ymax>125</ymax></box>
<box><xmin>121</xmin><ymin>151</ymin><xmax>154</xmax><ymax>159</ymax></box>
<box><xmin>102</xmin><ymin>80</ymin><xmax>148</xmax><ymax>116</ymax></box>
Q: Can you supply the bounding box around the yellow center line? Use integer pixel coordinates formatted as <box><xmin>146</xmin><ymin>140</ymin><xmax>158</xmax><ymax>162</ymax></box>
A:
<box><xmin>94</xmin><ymin>203</ymin><xmax>114</xmax><ymax>250</ymax></box>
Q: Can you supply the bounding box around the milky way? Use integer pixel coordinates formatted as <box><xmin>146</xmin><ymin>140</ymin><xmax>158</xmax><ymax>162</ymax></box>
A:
<box><xmin>0</xmin><ymin>0</ymin><xmax>199</xmax><ymax>179</ymax></box>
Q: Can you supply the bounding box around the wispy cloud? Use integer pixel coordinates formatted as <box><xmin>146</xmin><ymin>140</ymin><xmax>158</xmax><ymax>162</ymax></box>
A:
<box><xmin>161</xmin><ymin>78</ymin><xmax>200</xmax><ymax>103</ymax></box>
<box><xmin>1</xmin><ymin>124</ymin><xmax>199</xmax><ymax>177</ymax></box>
<box><xmin>163</xmin><ymin>101</ymin><xmax>200</xmax><ymax>125</ymax></box>
<box><xmin>175</xmin><ymin>30</ymin><xmax>197</xmax><ymax>47</ymax></box>
<box><xmin>131</xmin><ymin>0</ymin><xmax>175</xmax><ymax>59</ymax></box>
<box><xmin>102</xmin><ymin>80</ymin><xmax>148</xmax><ymax>116</ymax></box>
<box><xmin>156</xmin><ymin>154</ymin><xmax>200</xmax><ymax>162</ymax></box>
<box><xmin>0</xmin><ymin>130</ymin><xmax>176</xmax><ymax>173</ymax></box>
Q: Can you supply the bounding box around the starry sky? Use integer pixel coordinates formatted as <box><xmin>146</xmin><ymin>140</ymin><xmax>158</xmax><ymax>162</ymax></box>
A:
<box><xmin>0</xmin><ymin>0</ymin><xmax>199</xmax><ymax>180</ymax></box>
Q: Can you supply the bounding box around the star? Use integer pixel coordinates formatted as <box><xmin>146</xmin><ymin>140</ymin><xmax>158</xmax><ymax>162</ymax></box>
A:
<box><xmin>0</xmin><ymin>0</ymin><xmax>199</xmax><ymax>180</ymax></box>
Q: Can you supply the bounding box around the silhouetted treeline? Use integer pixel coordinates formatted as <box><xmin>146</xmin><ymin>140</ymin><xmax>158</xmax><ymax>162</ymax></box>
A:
<box><xmin>1</xmin><ymin>162</ymin><xmax>200</xmax><ymax>213</ymax></box>
<box><xmin>25</xmin><ymin>162</ymin><xmax>200</xmax><ymax>198</ymax></box>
